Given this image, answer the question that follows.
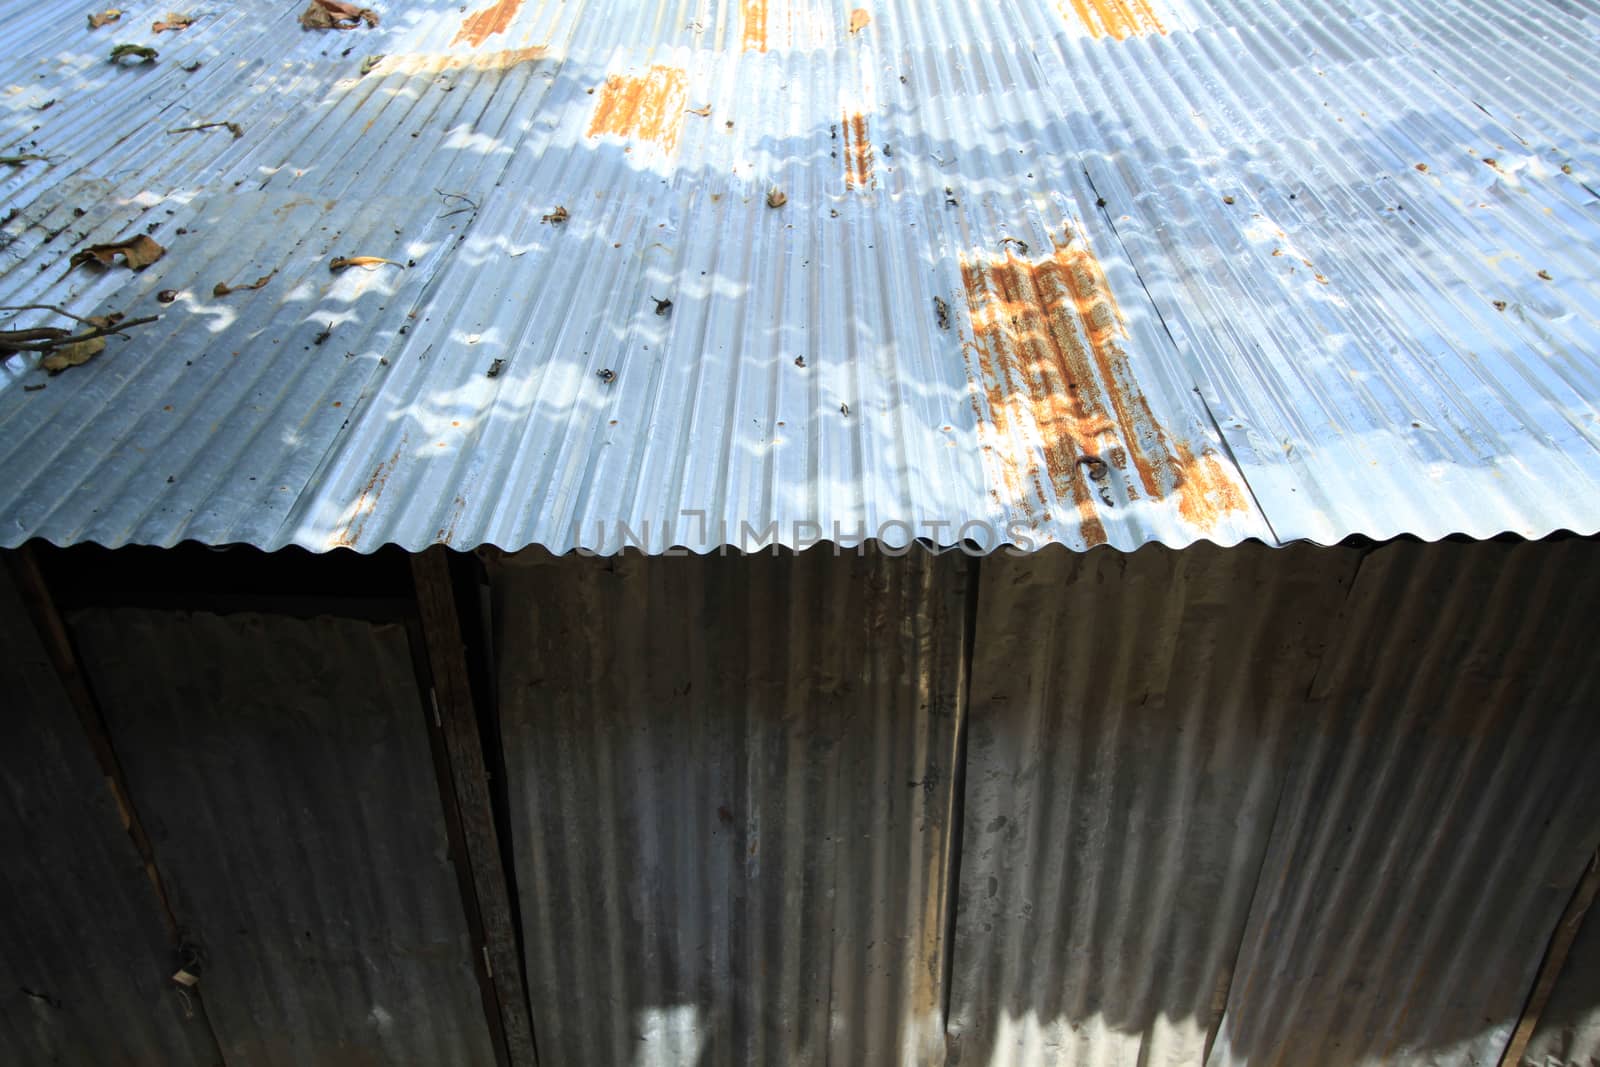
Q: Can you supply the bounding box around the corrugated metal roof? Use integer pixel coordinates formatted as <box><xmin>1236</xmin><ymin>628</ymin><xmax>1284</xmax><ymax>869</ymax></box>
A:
<box><xmin>0</xmin><ymin>0</ymin><xmax>1597</xmax><ymax>553</ymax></box>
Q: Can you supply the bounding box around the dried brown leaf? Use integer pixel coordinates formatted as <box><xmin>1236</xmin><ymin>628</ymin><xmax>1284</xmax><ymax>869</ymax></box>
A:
<box><xmin>69</xmin><ymin>234</ymin><xmax>165</xmax><ymax>271</ymax></box>
<box><xmin>87</xmin><ymin>9</ymin><xmax>122</xmax><ymax>28</ymax></box>
<box><xmin>41</xmin><ymin>335</ymin><xmax>106</xmax><ymax>373</ymax></box>
<box><xmin>685</xmin><ymin>104</ymin><xmax>711</xmax><ymax>117</ymax></box>
<box><xmin>849</xmin><ymin>8</ymin><xmax>870</xmax><ymax>33</ymax></box>
<box><xmin>212</xmin><ymin>270</ymin><xmax>276</xmax><ymax>297</ymax></box>
<box><xmin>152</xmin><ymin>12</ymin><xmax>193</xmax><ymax>32</ymax></box>
<box><xmin>541</xmin><ymin>206</ymin><xmax>568</xmax><ymax>225</ymax></box>
<box><xmin>329</xmin><ymin>255</ymin><xmax>403</xmax><ymax>271</ymax></box>
<box><xmin>299</xmin><ymin>0</ymin><xmax>378</xmax><ymax>30</ymax></box>
<box><xmin>109</xmin><ymin>43</ymin><xmax>158</xmax><ymax>62</ymax></box>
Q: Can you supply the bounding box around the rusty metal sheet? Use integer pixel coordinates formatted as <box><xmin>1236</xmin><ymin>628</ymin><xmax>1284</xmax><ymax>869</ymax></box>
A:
<box><xmin>0</xmin><ymin>566</ymin><xmax>218</xmax><ymax>1066</ymax></box>
<box><xmin>66</xmin><ymin>607</ymin><xmax>497</xmax><ymax>1067</ymax></box>
<box><xmin>489</xmin><ymin>544</ymin><xmax>969</xmax><ymax>1066</ymax></box>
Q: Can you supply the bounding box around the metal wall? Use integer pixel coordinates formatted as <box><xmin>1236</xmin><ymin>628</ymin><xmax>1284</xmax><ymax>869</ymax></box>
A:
<box><xmin>487</xmin><ymin>536</ymin><xmax>1600</xmax><ymax>1067</ymax></box>
<box><xmin>489</xmin><ymin>545</ymin><xmax>971</xmax><ymax>1067</ymax></box>
<box><xmin>4</xmin><ymin>534</ymin><xmax>1600</xmax><ymax>1066</ymax></box>
<box><xmin>1525</xmin><ymin>898</ymin><xmax>1600</xmax><ymax>1067</ymax></box>
<box><xmin>0</xmin><ymin>567</ymin><xmax>219</xmax><ymax>1066</ymax></box>
<box><xmin>67</xmin><ymin>607</ymin><xmax>497</xmax><ymax>1067</ymax></box>
<box><xmin>947</xmin><ymin>542</ymin><xmax>1362</xmax><ymax>1067</ymax></box>
<box><xmin>1208</xmin><ymin>539</ymin><xmax>1600</xmax><ymax>1067</ymax></box>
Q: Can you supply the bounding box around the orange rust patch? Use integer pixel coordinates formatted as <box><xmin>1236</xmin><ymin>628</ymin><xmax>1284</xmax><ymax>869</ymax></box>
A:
<box><xmin>959</xmin><ymin>232</ymin><xmax>1247</xmax><ymax>545</ymax></box>
<box><xmin>1060</xmin><ymin>0</ymin><xmax>1166</xmax><ymax>40</ymax></box>
<box><xmin>741</xmin><ymin>0</ymin><xmax>767</xmax><ymax>52</ymax></box>
<box><xmin>843</xmin><ymin>111</ymin><xmax>874</xmax><ymax>189</ymax></box>
<box><xmin>452</xmin><ymin>0</ymin><xmax>521</xmax><ymax>47</ymax></box>
<box><xmin>331</xmin><ymin>434</ymin><xmax>406</xmax><ymax>549</ymax></box>
<box><xmin>587</xmin><ymin>66</ymin><xmax>690</xmax><ymax>156</ymax></box>
<box><xmin>849</xmin><ymin>8</ymin><xmax>870</xmax><ymax>33</ymax></box>
<box><xmin>374</xmin><ymin>47</ymin><xmax>544</xmax><ymax>76</ymax></box>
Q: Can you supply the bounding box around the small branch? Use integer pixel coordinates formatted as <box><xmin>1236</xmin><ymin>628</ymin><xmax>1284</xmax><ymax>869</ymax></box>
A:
<box><xmin>0</xmin><ymin>303</ymin><xmax>102</xmax><ymax>327</ymax></box>
<box><xmin>0</xmin><ymin>306</ymin><xmax>159</xmax><ymax>353</ymax></box>
<box><xmin>435</xmin><ymin>188</ymin><xmax>478</xmax><ymax>218</ymax></box>
<box><xmin>168</xmin><ymin>121</ymin><xmax>243</xmax><ymax>139</ymax></box>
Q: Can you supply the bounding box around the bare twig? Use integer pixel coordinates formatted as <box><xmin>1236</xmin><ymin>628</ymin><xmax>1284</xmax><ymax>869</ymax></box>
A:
<box><xmin>435</xmin><ymin>188</ymin><xmax>478</xmax><ymax>219</ymax></box>
<box><xmin>0</xmin><ymin>304</ymin><xmax>159</xmax><ymax>353</ymax></box>
<box><xmin>168</xmin><ymin>121</ymin><xmax>243</xmax><ymax>139</ymax></box>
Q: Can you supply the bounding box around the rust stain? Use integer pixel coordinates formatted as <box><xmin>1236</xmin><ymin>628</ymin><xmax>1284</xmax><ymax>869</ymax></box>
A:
<box><xmin>452</xmin><ymin>0</ymin><xmax>521</xmax><ymax>47</ymax></box>
<box><xmin>843</xmin><ymin>111</ymin><xmax>874</xmax><ymax>189</ymax></box>
<box><xmin>374</xmin><ymin>47</ymin><xmax>544</xmax><ymax>76</ymax></box>
<box><xmin>436</xmin><ymin>494</ymin><xmax>468</xmax><ymax>546</ymax></box>
<box><xmin>1060</xmin><ymin>0</ymin><xmax>1166</xmax><ymax>40</ymax></box>
<box><xmin>849</xmin><ymin>8</ymin><xmax>871</xmax><ymax>33</ymax></box>
<box><xmin>959</xmin><ymin>229</ymin><xmax>1247</xmax><ymax>544</ymax></box>
<box><xmin>330</xmin><ymin>434</ymin><xmax>407</xmax><ymax>549</ymax></box>
<box><xmin>741</xmin><ymin>0</ymin><xmax>767</xmax><ymax>52</ymax></box>
<box><xmin>587</xmin><ymin>66</ymin><xmax>690</xmax><ymax>156</ymax></box>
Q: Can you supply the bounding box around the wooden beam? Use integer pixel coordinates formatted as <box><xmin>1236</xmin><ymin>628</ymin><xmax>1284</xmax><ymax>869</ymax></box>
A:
<box><xmin>1498</xmin><ymin>845</ymin><xmax>1600</xmax><ymax>1067</ymax></box>
<box><xmin>411</xmin><ymin>547</ymin><xmax>539</xmax><ymax>1067</ymax></box>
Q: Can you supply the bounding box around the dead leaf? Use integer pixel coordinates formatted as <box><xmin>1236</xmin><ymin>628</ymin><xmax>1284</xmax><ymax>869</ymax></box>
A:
<box><xmin>685</xmin><ymin>104</ymin><xmax>711</xmax><ymax>117</ymax></box>
<box><xmin>212</xmin><ymin>271</ymin><xmax>276</xmax><ymax>297</ymax></box>
<box><xmin>299</xmin><ymin>0</ymin><xmax>379</xmax><ymax>30</ymax></box>
<box><xmin>152</xmin><ymin>12</ymin><xmax>193</xmax><ymax>32</ymax></box>
<box><xmin>849</xmin><ymin>8</ymin><xmax>870</xmax><ymax>33</ymax></box>
<box><xmin>41</xmin><ymin>335</ymin><xmax>106</xmax><ymax>373</ymax></box>
<box><xmin>87</xmin><ymin>9</ymin><xmax>122</xmax><ymax>29</ymax></box>
<box><xmin>109</xmin><ymin>43</ymin><xmax>158</xmax><ymax>63</ymax></box>
<box><xmin>541</xmin><ymin>206</ymin><xmax>568</xmax><ymax>225</ymax></box>
<box><xmin>359</xmin><ymin>54</ymin><xmax>385</xmax><ymax>76</ymax></box>
<box><xmin>329</xmin><ymin>255</ymin><xmax>403</xmax><ymax>271</ymax></box>
<box><xmin>69</xmin><ymin>234</ymin><xmax>165</xmax><ymax>271</ymax></box>
<box><xmin>0</xmin><ymin>154</ymin><xmax>50</xmax><ymax>167</ymax></box>
<box><xmin>766</xmin><ymin>187</ymin><xmax>786</xmax><ymax>208</ymax></box>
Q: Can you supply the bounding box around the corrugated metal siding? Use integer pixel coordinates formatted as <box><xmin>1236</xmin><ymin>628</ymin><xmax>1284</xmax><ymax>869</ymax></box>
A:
<box><xmin>0</xmin><ymin>567</ymin><xmax>218</xmax><ymax>1066</ymax></box>
<box><xmin>66</xmin><ymin>607</ymin><xmax>497</xmax><ymax>1067</ymax></box>
<box><xmin>946</xmin><ymin>541</ymin><xmax>1362</xmax><ymax>1067</ymax></box>
<box><xmin>942</xmin><ymin>536</ymin><xmax>1600</xmax><ymax>1067</ymax></box>
<box><xmin>489</xmin><ymin>544</ymin><xmax>970</xmax><ymax>1066</ymax></box>
<box><xmin>1524</xmin><ymin>901</ymin><xmax>1600</xmax><ymax>1067</ymax></box>
<box><xmin>1208</xmin><ymin>538</ymin><xmax>1600</xmax><ymax>1067</ymax></box>
<box><xmin>1</xmin><ymin>0</ymin><xmax>1596</xmax><ymax>553</ymax></box>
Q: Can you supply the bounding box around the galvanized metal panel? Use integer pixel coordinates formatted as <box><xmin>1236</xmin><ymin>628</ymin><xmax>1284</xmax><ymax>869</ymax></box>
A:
<box><xmin>490</xmin><ymin>544</ymin><xmax>969</xmax><ymax>1066</ymax></box>
<box><xmin>947</xmin><ymin>541</ymin><xmax>1362</xmax><ymax>1067</ymax></box>
<box><xmin>1523</xmin><ymin>900</ymin><xmax>1600</xmax><ymax>1067</ymax></box>
<box><xmin>67</xmin><ymin>607</ymin><xmax>497</xmax><ymax>1067</ymax></box>
<box><xmin>1209</xmin><ymin>538</ymin><xmax>1600</xmax><ymax>1067</ymax></box>
<box><xmin>1061</xmin><ymin>0</ymin><xmax>1600</xmax><ymax>544</ymax></box>
<box><xmin>0</xmin><ymin>567</ymin><xmax>218</xmax><ymax>1066</ymax></box>
<box><xmin>3</xmin><ymin>0</ymin><xmax>1594</xmax><ymax>553</ymax></box>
